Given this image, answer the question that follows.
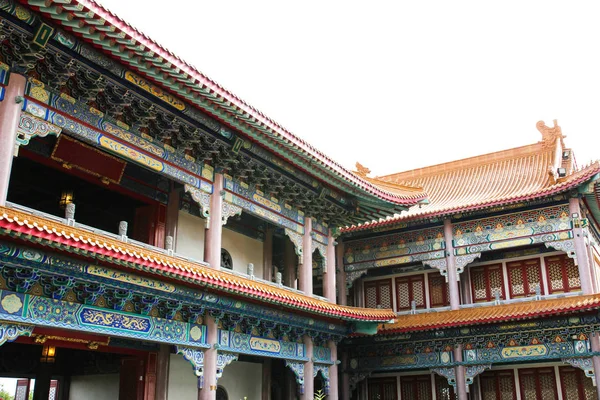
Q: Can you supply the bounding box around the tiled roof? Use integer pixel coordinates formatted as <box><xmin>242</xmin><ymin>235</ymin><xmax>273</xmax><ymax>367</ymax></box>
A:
<box><xmin>14</xmin><ymin>0</ymin><xmax>427</xmax><ymax>211</ymax></box>
<box><xmin>0</xmin><ymin>206</ymin><xmax>396</xmax><ymax>322</ymax></box>
<box><xmin>344</xmin><ymin>122</ymin><xmax>600</xmax><ymax>232</ymax></box>
<box><xmin>379</xmin><ymin>294</ymin><xmax>600</xmax><ymax>335</ymax></box>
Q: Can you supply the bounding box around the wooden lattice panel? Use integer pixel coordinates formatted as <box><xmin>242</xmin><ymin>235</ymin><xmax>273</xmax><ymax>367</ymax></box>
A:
<box><xmin>401</xmin><ymin>375</ymin><xmax>431</xmax><ymax>400</ymax></box>
<box><xmin>428</xmin><ymin>273</ymin><xmax>450</xmax><ymax>307</ymax></box>
<box><xmin>364</xmin><ymin>279</ymin><xmax>393</xmax><ymax>309</ymax></box>
<box><xmin>480</xmin><ymin>370</ymin><xmax>516</xmax><ymax>400</ymax></box>
<box><xmin>507</xmin><ymin>259</ymin><xmax>542</xmax><ymax>298</ymax></box>
<box><xmin>559</xmin><ymin>366</ymin><xmax>595</xmax><ymax>400</ymax></box>
<box><xmin>518</xmin><ymin>368</ymin><xmax>557</xmax><ymax>400</ymax></box>
<box><xmin>545</xmin><ymin>254</ymin><xmax>581</xmax><ymax>294</ymax></box>
<box><xmin>395</xmin><ymin>275</ymin><xmax>426</xmax><ymax>311</ymax></box>
<box><xmin>471</xmin><ymin>264</ymin><xmax>505</xmax><ymax>302</ymax></box>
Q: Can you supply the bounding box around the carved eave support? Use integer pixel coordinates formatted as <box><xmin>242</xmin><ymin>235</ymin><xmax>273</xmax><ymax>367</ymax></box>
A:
<box><xmin>349</xmin><ymin>371</ymin><xmax>371</xmax><ymax>392</ymax></box>
<box><xmin>563</xmin><ymin>357</ymin><xmax>596</xmax><ymax>386</ymax></box>
<box><xmin>216</xmin><ymin>351</ymin><xmax>238</xmax><ymax>382</ymax></box>
<box><xmin>455</xmin><ymin>253</ymin><xmax>482</xmax><ymax>280</ymax></box>
<box><xmin>431</xmin><ymin>367</ymin><xmax>456</xmax><ymax>390</ymax></box>
<box><xmin>423</xmin><ymin>258</ymin><xmax>448</xmax><ymax>282</ymax></box>
<box><xmin>221</xmin><ymin>201</ymin><xmax>242</xmax><ymax>226</ymax></box>
<box><xmin>15</xmin><ymin>113</ymin><xmax>61</xmax><ymax>156</ymax></box>
<box><xmin>285</xmin><ymin>360</ymin><xmax>305</xmax><ymax>395</ymax></box>
<box><xmin>184</xmin><ymin>184</ymin><xmax>210</xmax><ymax>224</ymax></box>
<box><xmin>285</xmin><ymin>228</ymin><xmax>304</xmax><ymax>262</ymax></box>
<box><xmin>545</xmin><ymin>239</ymin><xmax>577</xmax><ymax>263</ymax></box>
<box><xmin>465</xmin><ymin>364</ymin><xmax>491</xmax><ymax>392</ymax></box>
<box><xmin>346</xmin><ymin>270</ymin><xmax>368</xmax><ymax>289</ymax></box>
<box><xmin>0</xmin><ymin>322</ymin><xmax>34</xmax><ymax>346</ymax></box>
<box><xmin>312</xmin><ymin>240</ymin><xmax>327</xmax><ymax>273</ymax></box>
<box><xmin>175</xmin><ymin>345</ymin><xmax>205</xmax><ymax>389</ymax></box>
<box><xmin>313</xmin><ymin>364</ymin><xmax>331</xmax><ymax>395</ymax></box>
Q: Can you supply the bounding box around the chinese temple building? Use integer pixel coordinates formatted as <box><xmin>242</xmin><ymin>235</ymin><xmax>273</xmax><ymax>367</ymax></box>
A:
<box><xmin>0</xmin><ymin>1</ymin><xmax>599</xmax><ymax>400</ymax></box>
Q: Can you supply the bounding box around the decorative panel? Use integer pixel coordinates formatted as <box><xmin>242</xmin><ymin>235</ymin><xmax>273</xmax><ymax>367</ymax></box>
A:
<box><xmin>507</xmin><ymin>259</ymin><xmax>543</xmax><ymax>298</ymax></box>
<box><xmin>363</xmin><ymin>279</ymin><xmax>393</xmax><ymax>309</ymax></box>
<box><xmin>344</xmin><ymin>226</ymin><xmax>445</xmax><ymax>272</ymax></box>
<box><xmin>428</xmin><ymin>273</ymin><xmax>450</xmax><ymax>308</ymax></box>
<box><xmin>545</xmin><ymin>254</ymin><xmax>581</xmax><ymax>294</ymax></box>
<box><xmin>217</xmin><ymin>329</ymin><xmax>306</xmax><ymax>361</ymax></box>
<box><xmin>400</xmin><ymin>375</ymin><xmax>431</xmax><ymax>400</ymax></box>
<box><xmin>518</xmin><ymin>368</ymin><xmax>558</xmax><ymax>400</ymax></box>
<box><xmin>480</xmin><ymin>370</ymin><xmax>516</xmax><ymax>400</ymax></box>
<box><xmin>395</xmin><ymin>275</ymin><xmax>425</xmax><ymax>311</ymax></box>
<box><xmin>470</xmin><ymin>264</ymin><xmax>505</xmax><ymax>302</ymax></box>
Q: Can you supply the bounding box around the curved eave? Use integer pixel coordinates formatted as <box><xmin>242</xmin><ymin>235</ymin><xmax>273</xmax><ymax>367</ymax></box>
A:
<box><xmin>0</xmin><ymin>206</ymin><xmax>396</xmax><ymax>322</ymax></box>
<box><xmin>16</xmin><ymin>0</ymin><xmax>426</xmax><ymax>209</ymax></box>
<box><xmin>343</xmin><ymin>163</ymin><xmax>600</xmax><ymax>233</ymax></box>
<box><xmin>378</xmin><ymin>294</ymin><xmax>600</xmax><ymax>335</ymax></box>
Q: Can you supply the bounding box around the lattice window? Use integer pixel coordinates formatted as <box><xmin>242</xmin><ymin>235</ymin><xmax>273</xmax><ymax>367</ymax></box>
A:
<box><xmin>470</xmin><ymin>264</ymin><xmax>505</xmax><ymax>302</ymax></box>
<box><xmin>518</xmin><ymin>368</ymin><xmax>557</xmax><ymax>400</ymax></box>
<box><xmin>368</xmin><ymin>377</ymin><xmax>398</xmax><ymax>400</ymax></box>
<box><xmin>401</xmin><ymin>375</ymin><xmax>431</xmax><ymax>400</ymax></box>
<box><xmin>559</xmin><ymin>366</ymin><xmax>596</xmax><ymax>400</ymax></box>
<box><xmin>545</xmin><ymin>254</ymin><xmax>581</xmax><ymax>294</ymax></box>
<box><xmin>507</xmin><ymin>259</ymin><xmax>543</xmax><ymax>298</ymax></box>
<box><xmin>429</xmin><ymin>273</ymin><xmax>450</xmax><ymax>307</ymax></box>
<box><xmin>49</xmin><ymin>380</ymin><xmax>58</xmax><ymax>400</ymax></box>
<box><xmin>364</xmin><ymin>279</ymin><xmax>393</xmax><ymax>309</ymax></box>
<box><xmin>480</xmin><ymin>370</ymin><xmax>516</xmax><ymax>400</ymax></box>
<box><xmin>435</xmin><ymin>374</ymin><xmax>456</xmax><ymax>400</ymax></box>
<box><xmin>395</xmin><ymin>274</ymin><xmax>426</xmax><ymax>311</ymax></box>
<box><xmin>221</xmin><ymin>248</ymin><xmax>233</xmax><ymax>270</ymax></box>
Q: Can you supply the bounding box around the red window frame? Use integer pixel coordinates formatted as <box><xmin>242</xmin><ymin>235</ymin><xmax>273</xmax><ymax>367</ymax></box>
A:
<box><xmin>506</xmin><ymin>258</ymin><xmax>544</xmax><ymax>298</ymax></box>
<box><xmin>559</xmin><ymin>366</ymin><xmax>596</xmax><ymax>400</ymax></box>
<box><xmin>364</xmin><ymin>278</ymin><xmax>393</xmax><ymax>309</ymax></box>
<box><xmin>368</xmin><ymin>377</ymin><xmax>398</xmax><ymax>400</ymax></box>
<box><xmin>428</xmin><ymin>273</ymin><xmax>450</xmax><ymax>307</ymax></box>
<box><xmin>470</xmin><ymin>264</ymin><xmax>506</xmax><ymax>302</ymax></box>
<box><xmin>518</xmin><ymin>368</ymin><xmax>558</xmax><ymax>400</ymax></box>
<box><xmin>395</xmin><ymin>274</ymin><xmax>426</xmax><ymax>311</ymax></box>
<box><xmin>480</xmin><ymin>370</ymin><xmax>517</xmax><ymax>400</ymax></box>
<box><xmin>435</xmin><ymin>374</ymin><xmax>456</xmax><ymax>400</ymax></box>
<box><xmin>400</xmin><ymin>375</ymin><xmax>431</xmax><ymax>400</ymax></box>
<box><xmin>544</xmin><ymin>254</ymin><xmax>581</xmax><ymax>294</ymax></box>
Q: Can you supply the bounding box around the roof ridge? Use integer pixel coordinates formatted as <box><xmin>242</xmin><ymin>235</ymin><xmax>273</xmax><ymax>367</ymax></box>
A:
<box><xmin>377</xmin><ymin>141</ymin><xmax>548</xmax><ymax>183</ymax></box>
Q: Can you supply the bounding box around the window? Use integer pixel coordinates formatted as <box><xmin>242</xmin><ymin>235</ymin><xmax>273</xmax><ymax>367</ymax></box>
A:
<box><xmin>400</xmin><ymin>375</ymin><xmax>431</xmax><ymax>400</ymax></box>
<box><xmin>545</xmin><ymin>254</ymin><xmax>581</xmax><ymax>294</ymax></box>
<box><xmin>518</xmin><ymin>368</ymin><xmax>558</xmax><ymax>400</ymax></box>
<box><xmin>507</xmin><ymin>259</ymin><xmax>543</xmax><ymax>298</ymax></box>
<box><xmin>480</xmin><ymin>370</ymin><xmax>516</xmax><ymax>400</ymax></box>
<box><xmin>364</xmin><ymin>279</ymin><xmax>393</xmax><ymax>309</ymax></box>
<box><xmin>428</xmin><ymin>273</ymin><xmax>450</xmax><ymax>307</ymax></box>
<box><xmin>470</xmin><ymin>264</ymin><xmax>505</xmax><ymax>302</ymax></box>
<box><xmin>216</xmin><ymin>386</ymin><xmax>229</xmax><ymax>400</ymax></box>
<box><xmin>221</xmin><ymin>248</ymin><xmax>233</xmax><ymax>270</ymax></box>
<box><xmin>395</xmin><ymin>275</ymin><xmax>425</xmax><ymax>310</ymax></box>
<box><xmin>368</xmin><ymin>377</ymin><xmax>398</xmax><ymax>400</ymax></box>
<box><xmin>559</xmin><ymin>366</ymin><xmax>596</xmax><ymax>400</ymax></box>
<box><xmin>435</xmin><ymin>374</ymin><xmax>455</xmax><ymax>400</ymax></box>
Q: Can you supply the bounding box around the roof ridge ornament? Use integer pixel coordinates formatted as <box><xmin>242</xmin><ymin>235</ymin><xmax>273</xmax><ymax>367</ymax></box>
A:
<box><xmin>354</xmin><ymin>162</ymin><xmax>371</xmax><ymax>178</ymax></box>
<box><xmin>537</xmin><ymin>119</ymin><xmax>565</xmax><ymax>149</ymax></box>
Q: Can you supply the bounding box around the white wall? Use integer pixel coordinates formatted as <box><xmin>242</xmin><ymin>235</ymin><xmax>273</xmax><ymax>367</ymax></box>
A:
<box><xmin>218</xmin><ymin>361</ymin><xmax>262</xmax><ymax>400</ymax></box>
<box><xmin>168</xmin><ymin>356</ymin><xmax>262</xmax><ymax>400</ymax></box>
<box><xmin>222</xmin><ymin>228</ymin><xmax>264</xmax><ymax>277</ymax></box>
<box><xmin>68</xmin><ymin>374</ymin><xmax>119</xmax><ymax>400</ymax></box>
<box><xmin>176</xmin><ymin>211</ymin><xmax>205</xmax><ymax>262</ymax></box>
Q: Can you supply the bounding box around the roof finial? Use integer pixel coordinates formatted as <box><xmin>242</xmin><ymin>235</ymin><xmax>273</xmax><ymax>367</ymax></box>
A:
<box><xmin>354</xmin><ymin>162</ymin><xmax>371</xmax><ymax>177</ymax></box>
<box><xmin>537</xmin><ymin>119</ymin><xmax>565</xmax><ymax>149</ymax></box>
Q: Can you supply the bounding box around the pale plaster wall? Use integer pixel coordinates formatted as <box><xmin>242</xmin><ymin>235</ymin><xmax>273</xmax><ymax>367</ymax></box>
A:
<box><xmin>218</xmin><ymin>361</ymin><xmax>263</xmax><ymax>400</ymax></box>
<box><xmin>222</xmin><ymin>228</ymin><xmax>264</xmax><ymax>277</ymax></box>
<box><xmin>176</xmin><ymin>211</ymin><xmax>205</xmax><ymax>262</ymax></box>
<box><xmin>168</xmin><ymin>356</ymin><xmax>262</xmax><ymax>400</ymax></box>
<box><xmin>68</xmin><ymin>374</ymin><xmax>119</xmax><ymax>400</ymax></box>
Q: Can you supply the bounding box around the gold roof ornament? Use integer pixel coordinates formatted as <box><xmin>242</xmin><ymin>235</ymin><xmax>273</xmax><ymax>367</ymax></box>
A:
<box><xmin>354</xmin><ymin>162</ymin><xmax>371</xmax><ymax>177</ymax></box>
<box><xmin>537</xmin><ymin>119</ymin><xmax>565</xmax><ymax>149</ymax></box>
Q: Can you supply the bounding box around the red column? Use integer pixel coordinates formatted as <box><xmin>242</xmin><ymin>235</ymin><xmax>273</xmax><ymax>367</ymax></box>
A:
<box><xmin>261</xmin><ymin>359</ymin><xmax>272</xmax><ymax>400</ymax></box>
<box><xmin>336</xmin><ymin>240</ymin><xmax>347</xmax><ymax>305</ymax></box>
<box><xmin>453</xmin><ymin>345</ymin><xmax>468</xmax><ymax>400</ymax></box>
<box><xmin>443</xmin><ymin>219</ymin><xmax>461</xmax><ymax>310</ymax></box>
<box><xmin>340</xmin><ymin>352</ymin><xmax>350</xmax><ymax>400</ymax></box>
<box><xmin>154</xmin><ymin>344</ymin><xmax>170</xmax><ymax>400</ymax></box>
<box><xmin>284</xmin><ymin>239</ymin><xmax>298</xmax><ymax>289</ymax></box>
<box><xmin>199</xmin><ymin>314</ymin><xmax>217</xmax><ymax>400</ymax></box>
<box><xmin>204</xmin><ymin>173</ymin><xmax>223</xmax><ymax>269</ymax></box>
<box><xmin>0</xmin><ymin>73</ymin><xmax>26</xmax><ymax>206</ymax></box>
<box><xmin>323</xmin><ymin>229</ymin><xmax>336</xmax><ymax>302</ymax></box>
<box><xmin>300</xmin><ymin>335</ymin><xmax>314</xmax><ymax>400</ymax></box>
<box><xmin>327</xmin><ymin>340</ymin><xmax>339</xmax><ymax>400</ymax></box>
<box><xmin>299</xmin><ymin>217</ymin><xmax>313</xmax><ymax>295</ymax></box>
<box><xmin>569</xmin><ymin>197</ymin><xmax>593</xmax><ymax>294</ymax></box>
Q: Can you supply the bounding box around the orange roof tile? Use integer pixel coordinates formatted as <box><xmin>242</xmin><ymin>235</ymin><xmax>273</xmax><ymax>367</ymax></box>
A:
<box><xmin>379</xmin><ymin>294</ymin><xmax>600</xmax><ymax>335</ymax></box>
<box><xmin>0</xmin><ymin>206</ymin><xmax>396</xmax><ymax>322</ymax></box>
<box><xmin>345</xmin><ymin>121</ymin><xmax>600</xmax><ymax>231</ymax></box>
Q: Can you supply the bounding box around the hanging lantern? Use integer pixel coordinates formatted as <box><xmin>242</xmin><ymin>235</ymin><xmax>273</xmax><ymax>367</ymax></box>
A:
<box><xmin>59</xmin><ymin>191</ymin><xmax>74</xmax><ymax>209</ymax></box>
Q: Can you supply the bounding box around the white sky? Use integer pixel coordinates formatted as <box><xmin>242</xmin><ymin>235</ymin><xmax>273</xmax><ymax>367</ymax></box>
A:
<box><xmin>95</xmin><ymin>0</ymin><xmax>600</xmax><ymax>177</ymax></box>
